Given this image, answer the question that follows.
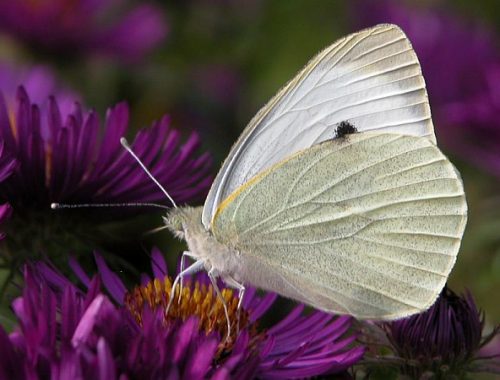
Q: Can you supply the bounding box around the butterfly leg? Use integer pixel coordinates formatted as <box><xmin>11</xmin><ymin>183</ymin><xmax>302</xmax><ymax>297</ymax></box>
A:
<box><xmin>178</xmin><ymin>251</ymin><xmax>198</xmax><ymax>304</ymax></box>
<box><xmin>224</xmin><ymin>275</ymin><xmax>245</xmax><ymax>333</ymax></box>
<box><xmin>208</xmin><ymin>268</ymin><xmax>231</xmax><ymax>342</ymax></box>
<box><xmin>166</xmin><ymin>259</ymin><xmax>204</xmax><ymax>317</ymax></box>
<box><xmin>224</xmin><ymin>276</ymin><xmax>246</xmax><ymax>311</ymax></box>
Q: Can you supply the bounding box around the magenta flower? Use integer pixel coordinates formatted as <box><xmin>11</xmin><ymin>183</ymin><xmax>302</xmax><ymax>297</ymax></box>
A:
<box><xmin>353</xmin><ymin>1</ymin><xmax>500</xmax><ymax>176</ymax></box>
<box><xmin>0</xmin><ymin>250</ymin><xmax>364</xmax><ymax>379</ymax></box>
<box><xmin>0</xmin><ymin>86</ymin><xmax>211</xmax><ymax>269</ymax></box>
<box><xmin>0</xmin><ymin>86</ymin><xmax>211</xmax><ymax>208</ymax></box>
<box><xmin>364</xmin><ymin>287</ymin><xmax>500</xmax><ymax>378</ymax></box>
<box><xmin>0</xmin><ymin>0</ymin><xmax>167</xmax><ymax>61</ymax></box>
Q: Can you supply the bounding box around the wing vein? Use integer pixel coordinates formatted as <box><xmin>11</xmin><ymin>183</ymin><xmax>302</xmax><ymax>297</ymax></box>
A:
<box><xmin>350</xmin><ymin>35</ymin><xmax>407</xmax><ymax>60</ymax></box>
<box><xmin>281</xmin><ymin>262</ymin><xmax>426</xmax><ymax>309</ymax></box>
<box><xmin>297</xmin><ymin>147</ymin><xmax>444</xmax><ymax>207</ymax></box>
<box><xmin>354</xmin><ymin>235</ymin><xmax>456</xmax><ymax>256</ymax></box>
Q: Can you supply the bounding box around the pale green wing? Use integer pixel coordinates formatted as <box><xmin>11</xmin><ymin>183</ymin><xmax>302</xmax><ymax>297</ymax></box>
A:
<box><xmin>212</xmin><ymin>133</ymin><xmax>467</xmax><ymax>320</ymax></box>
<box><xmin>203</xmin><ymin>24</ymin><xmax>435</xmax><ymax>228</ymax></box>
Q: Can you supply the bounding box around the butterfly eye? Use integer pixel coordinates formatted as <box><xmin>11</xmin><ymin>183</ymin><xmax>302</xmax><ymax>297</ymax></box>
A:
<box><xmin>170</xmin><ymin>216</ymin><xmax>182</xmax><ymax>231</ymax></box>
<box><xmin>164</xmin><ymin>212</ymin><xmax>185</xmax><ymax>236</ymax></box>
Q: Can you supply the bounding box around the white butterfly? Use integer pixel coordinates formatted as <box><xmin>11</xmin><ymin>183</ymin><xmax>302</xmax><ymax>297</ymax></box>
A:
<box><xmin>125</xmin><ymin>24</ymin><xmax>467</xmax><ymax>324</ymax></box>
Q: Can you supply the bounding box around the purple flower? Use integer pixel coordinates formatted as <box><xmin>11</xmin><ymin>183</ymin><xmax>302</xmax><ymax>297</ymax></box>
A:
<box><xmin>0</xmin><ymin>86</ymin><xmax>211</xmax><ymax>266</ymax></box>
<box><xmin>0</xmin><ymin>87</ymin><xmax>211</xmax><ymax>207</ymax></box>
<box><xmin>368</xmin><ymin>287</ymin><xmax>500</xmax><ymax>378</ymax></box>
<box><xmin>4</xmin><ymin>249</ymin><xmax>364</xmax><ymax>379</ymax></box>
<box><xmin>0</xmin><ymin>0</ymin><xmax>167</xmax><ymax>61</ymax></box>
<box><xmin>353</xmin><ymin>1</ymin><xmax>500</xmax><ymax>176</ymax></box>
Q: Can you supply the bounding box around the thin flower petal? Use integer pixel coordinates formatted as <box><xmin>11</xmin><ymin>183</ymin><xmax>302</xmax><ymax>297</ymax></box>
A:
<box><xmin>94</xmin><ymin>253</ymin><xmax>127</xmax><ymax>303</ymax></box>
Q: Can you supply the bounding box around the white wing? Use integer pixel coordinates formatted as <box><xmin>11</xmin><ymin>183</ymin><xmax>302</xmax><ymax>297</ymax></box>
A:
<box><xmin>212</xmin><ymin>133</ymin><xmax>466</xmax><ymax>320</ymax></box>
<box><xmin>203</xmin><ymin>24</ymin><xmax>435</xmax><ymax>228</ymax></box>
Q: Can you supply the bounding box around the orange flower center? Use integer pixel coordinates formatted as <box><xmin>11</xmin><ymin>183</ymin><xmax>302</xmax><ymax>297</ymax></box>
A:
<box><xmin>125</xmin><ymin>276</ymin><xmax>262</xmax><ymax>353</ymax></box>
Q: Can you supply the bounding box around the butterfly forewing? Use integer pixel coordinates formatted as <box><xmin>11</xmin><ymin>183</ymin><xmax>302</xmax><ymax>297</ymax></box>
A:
<box><xmin>211</xmin><ymin>133</ymin><xmax>466</xmax><ymax>319</ymax></box>
<box><xmin>202</xmin><ymin>24</ymin><xmax>435</xmax><ymax>228</ymax></box>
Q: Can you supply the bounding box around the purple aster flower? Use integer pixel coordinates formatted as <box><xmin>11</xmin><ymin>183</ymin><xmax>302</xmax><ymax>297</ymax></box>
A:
<box><xmin>363</xmin><ymin>287</ymin><xmax>500</xmax><ymax>378</ymax></box>
<box><xmin>0</xmin><ymin>0</ymin><xmax>167</xmax><ymax>62</ymax></box>
<box><xmin>0</xmin><ymin>87</ymin><xmax>211</xmax><ymax>206</ymax></box>
<box><xmin>0</xmin><ymin>86</ymin><xmax>211</xmax><ymax>266</ymax></box>
<box><xmin>7</xmin><ymin>249</ymin><xmax>364</xmax><ymax>379</ymax></box>
<box><xmin>353</xmin><ymin>1</ymin><xmax>500</xmax><ymax>176</ymax></box>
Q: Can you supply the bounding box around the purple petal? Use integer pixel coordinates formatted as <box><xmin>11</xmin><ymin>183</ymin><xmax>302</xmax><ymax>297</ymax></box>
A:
<box><xmin>248</xmin><ymin>292</ymin><xmax>277</xmax><ymax>321</ymax></box>
<box><xmin>0</xmin><ymin>327</ymin><xmax>24</xmax><ymax>380</ymax></box>
<box><xmin>97</xmin><ymin>338</ymin><xmax>116</xmax><ymax>380</ymax></box>
<box><xmin>68</xmin><ymin>257</ymin><xmax>91</xmax><ymax>287</ymax></box>
<box><xmin>94</xmin><ymin>253</ymin><xmax>127</xmax><ymax>304</ymax></box>
<box><xmin>171</xmin><ymin>317</ymin><xmax>198</xmax><ymax>364</ymax></box>
<box><xmin>183</xmin><ymin>335</ymin><xmax>218</xmax><ymax>380</ymax></box>
<box><xmin>150</xmin><ymin>247</ymin><xmax>168</xmax><ymax>279</ymax></box>
<box><xmin>71</xmin><ymin>294</ymin><xmax>116</xmax><ymax>347</ymax></box>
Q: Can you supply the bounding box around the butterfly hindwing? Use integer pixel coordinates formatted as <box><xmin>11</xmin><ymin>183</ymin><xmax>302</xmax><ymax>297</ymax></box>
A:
<box><xmin>211</xmin><ymin>133</ymin><xmax>466</xmax><ymax>319</ymax></box>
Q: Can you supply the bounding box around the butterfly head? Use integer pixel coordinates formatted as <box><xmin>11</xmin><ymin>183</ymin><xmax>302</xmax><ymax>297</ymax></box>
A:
<box><xmin>165</xmin><ymin>206</ymin><xmax>204</xmax><ymax>240</ymax></box>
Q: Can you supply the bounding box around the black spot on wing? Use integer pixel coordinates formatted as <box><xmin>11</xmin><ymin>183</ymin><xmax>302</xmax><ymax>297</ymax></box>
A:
<box><xmin>335</xmin><ymin>121</ymin><xmax>358</xmax><ymax>139</ymax></box>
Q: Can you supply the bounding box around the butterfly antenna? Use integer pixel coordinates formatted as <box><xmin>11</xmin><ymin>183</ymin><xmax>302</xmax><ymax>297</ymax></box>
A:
<box><xmin>51</xmin><ymin>202</ymin><xmax>170</xmax><ymax>210</ymax></box>
<box><xmin>120</xmin><ymin>137</ymin><xmax>178</xmax><ymax>208</ymax></box>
